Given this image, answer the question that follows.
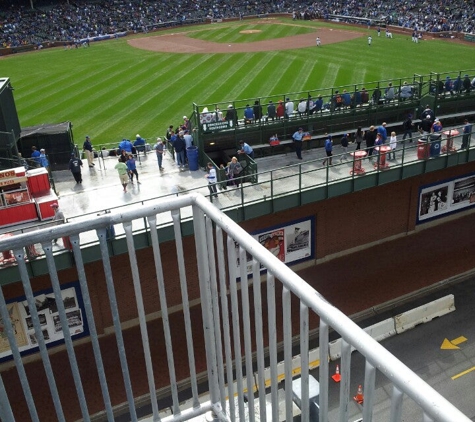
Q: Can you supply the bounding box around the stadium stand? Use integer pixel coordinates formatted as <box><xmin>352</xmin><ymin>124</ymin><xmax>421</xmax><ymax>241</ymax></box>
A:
<box><xmin>1</xmin><ymin>0</ymin><xmax>474</xmax><ymax>48</ymax></box>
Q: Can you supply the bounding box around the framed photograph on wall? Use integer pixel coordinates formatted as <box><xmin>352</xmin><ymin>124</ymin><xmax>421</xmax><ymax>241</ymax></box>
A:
<box><xmin>0</xmin><ymin>282</ymin><xmax>88</xmax><ymax>361</ymax></box>
<box><xmin>417</xmin><ymin>172</ymin><xmax>475</xmax><ymax>224</ymax></box>
<box><xmin>235</xmin><ymin>216</ymin><xmax>315</xmax><ymax>276</ymax></box>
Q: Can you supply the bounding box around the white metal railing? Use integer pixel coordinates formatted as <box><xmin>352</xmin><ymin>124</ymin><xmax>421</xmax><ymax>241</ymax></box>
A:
<box><xmin>0</xmin><ymin>193</ymin><xmax>470</xmax><ymax>422</ymax></box>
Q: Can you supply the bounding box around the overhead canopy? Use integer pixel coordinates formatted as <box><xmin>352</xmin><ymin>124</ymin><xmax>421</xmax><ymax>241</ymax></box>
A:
<box><xmin>20</xmin><ymin>122</ymin><xmax>72</xmax><ymax>138</ymax></box>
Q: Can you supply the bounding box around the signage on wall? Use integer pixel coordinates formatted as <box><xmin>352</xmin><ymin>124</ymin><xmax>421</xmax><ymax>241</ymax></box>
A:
<box><xmin>235</xmin><ymin>216</ymin><xmax>315</xmax><ymax>275</ymax></box>
<box><xmin>417</xmin><ymin>172</ymin><xmax>475</xmax><ymax>224</ymax></box>
<box><xmin>0</xmin><ymin>282</ymin><xmax>88</xmax><ymax>361</ymax></box>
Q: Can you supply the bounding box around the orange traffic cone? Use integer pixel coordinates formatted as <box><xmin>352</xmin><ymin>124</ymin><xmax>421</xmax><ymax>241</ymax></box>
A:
<box><xmin>331</xmin><ymin>364</ymin><xmax>341</xmax><ymax>383</ymax></box>
<box><xmin>353</xmin><ymin>384</ymin><xmax>364</xmax><ymax>404</ymax></box>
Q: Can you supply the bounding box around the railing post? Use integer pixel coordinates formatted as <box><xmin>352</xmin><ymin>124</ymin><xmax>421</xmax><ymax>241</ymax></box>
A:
<box><xmin>319</xmin><ymin>320</ymin><xmax>329</xmax><ymax>422</ymax></box>
<box><xmin>192</xmin><ymin>205</ymin><xmax>222</xmax><ymax>419</ymax></box>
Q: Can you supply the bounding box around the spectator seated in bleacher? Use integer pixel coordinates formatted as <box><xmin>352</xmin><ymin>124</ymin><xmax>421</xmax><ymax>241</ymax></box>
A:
<box><xmin>225</xmin><ymin>105</ymin><xmax>239</xmax><ymax>126</ymax></box>
<box><xmin>372</xmin><ymin>87</ymin><xmax>382</xmax><ymax>105</ymax></box>
<box><xmin>314</xmin><ymin>96</ymin><xmax>324</xmax><ymax>113</ymax></box>
<box><xmin>252</xmin><ymin>101</ymin><xmax>262</xmax><ymax>123</ymax></box>
<box><xmin>399</xmin><ymin>82</ymin><xmax>413</xmax><ymax>100</ymax></box>
<box><xmin>333</xmin><ymin>91</ymin><xmax>343</xmax><ymax>112</ymax></box>
<box><xmin>243</xmin><ymin>104</ymin><xmax>254</xmax><ymax>125</ymax></box>
<box><xmin>342</xmin><ymin>90</ymin><xmax>352</xmax><ymax>108</ymax></box>
<box><xmin>384</xmin><ymin>83</ymin><xmax>395</xmax><ymax>103</ymax></box>
<box><xmin>353</xmin><ymin>90</ymin><xmax>362</xmax><ymax>107</ymax></box>
<box><xmin>361</xmin><ymin>88</ymin><xmax>369</xmax><ymax>105</ymax></box>
<box><xmin>297</xmin><ymin>98</ymin><xmax>308</xmax><ymax>116</ymax></box>
<box><xmin>134</xmin><ymin>134</ymin><xmax>146</xmax><ymax>154</ymax></box>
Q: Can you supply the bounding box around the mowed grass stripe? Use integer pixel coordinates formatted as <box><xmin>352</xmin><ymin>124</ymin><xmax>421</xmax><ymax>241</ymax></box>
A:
<box><xmin>201</xmin><ymin>53</ymin><xmax>265</xmax><ymax>105</ymax></box>
<box><xmin>111</xmin><ymin>54</ymin><xmax>228</xmax><ymax>131</ymax></box>
<box><xmin>246</xmin><ymin>52</ymin><xmax>289</xmax><ymax>101</ymax></box>
<box><xmin>84</xmin><ymin>55</ymin><xmax>217</xmax><ymax>138</ymax></box>
<box><xmin>18</xmin><ymin>58</ymin><xmax>145</xmax><ymax>118</ymax></box>
<box><xmin>47</xmin><ymin>53</ymin><xmax>208</xmax><ymax>138</ymax></box>
<box><xmin>268</xmin><ymin>51</ymin><xmax>305</xmax><ymax>96</ymax></box>
<box><xmin>175</xmin><ymin>54</ymin><xmax>238</xmax><ymax>105</ymax></box>
<box><xmin>19</xmin><ymin>55</ymin><xmax>162</xmax><ymax>123</ymax></box>
<box><xmin>231</xmin><ymin>52</ymin><xmax>293</xmax><ymax>101</ymax></box>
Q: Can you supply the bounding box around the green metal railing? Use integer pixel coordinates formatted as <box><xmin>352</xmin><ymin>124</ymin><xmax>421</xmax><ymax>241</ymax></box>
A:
<box><xmin>191</xmin><ymin>70</ymin><xmax>475</xmax><ymax>166</ymax></box>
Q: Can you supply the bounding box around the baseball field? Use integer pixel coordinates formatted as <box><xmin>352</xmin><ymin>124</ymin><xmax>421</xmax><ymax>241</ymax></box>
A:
<box><xmin>2</xmin><ymin>17</ymin><xmax>474</xmax><ymax>146</ymax></box>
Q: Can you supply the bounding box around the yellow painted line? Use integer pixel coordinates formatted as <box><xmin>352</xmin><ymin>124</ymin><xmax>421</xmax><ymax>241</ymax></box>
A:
<box><xmin>452</xmin><ymin>336</ymin><xmax>467</xmax><ymax>346</ymax></box>
<box><xmin>452</xmin><ymin>366</ymin><xmax>475</xmax><ymax>380</ymax></box>
<box><xmin>309</xmin><ymin>359</ymin><xmax>321</xmax><ymax>370</ymax></box>
<box><xmin>263</xmin><ymin>360</ymin><xmax>321</xmax><ymax>388</ymax></box>
<box><xmin>441</xmin><ymin>336</ymin><xmax>467</xmax><ymax>350</ymax></box>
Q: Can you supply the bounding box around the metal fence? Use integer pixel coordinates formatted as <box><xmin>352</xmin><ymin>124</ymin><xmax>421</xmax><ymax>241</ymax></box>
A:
<box><xmin>0</xmin><ymin>193</ymin><xmax>470</xmax><ymax>422</ymax></box>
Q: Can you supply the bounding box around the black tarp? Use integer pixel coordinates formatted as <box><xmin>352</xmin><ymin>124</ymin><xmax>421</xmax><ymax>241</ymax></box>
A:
<box><xmin>19</xmin><ymin>121</ymin><xmax>74</xmax><ymax>170</ymax></box>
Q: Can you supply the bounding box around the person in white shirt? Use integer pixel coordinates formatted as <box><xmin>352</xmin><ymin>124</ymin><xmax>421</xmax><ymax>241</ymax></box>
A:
<box><xmin>285</xmin><ymin>98</ymin><xmax>294</xmax><ymax>119</ymax></box>
<box><xmin>205</xmin><ymin>162</ymin><xmax>218</xmax><ymax>199</ymax></box>
<box><xmin>389</xmin><ymin>131</ymin><xmax>397</xmax><ymax>160</ymax></box>
<box><xmin>297</xmin><ymin>99</ymin><xmax>307</xmax><ymax>117</ymax></box>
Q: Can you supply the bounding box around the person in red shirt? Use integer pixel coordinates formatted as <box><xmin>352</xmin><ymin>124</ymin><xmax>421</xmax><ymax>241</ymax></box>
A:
<box><xmin>276</xmin><ymin>100</ymin><xmax>285</xmax><ymax>119</ymax></box>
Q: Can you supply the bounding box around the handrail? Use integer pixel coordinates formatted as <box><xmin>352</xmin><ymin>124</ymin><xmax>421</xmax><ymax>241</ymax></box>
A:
<box><xmin>0</xmin><ymin>192</ymin><xmax>470</xmax><ymax>422</ymax></box>
<box><xmin>191</xmin><ymin>193</ymin><xmax>471</xmax><ymax>422</ymax></box>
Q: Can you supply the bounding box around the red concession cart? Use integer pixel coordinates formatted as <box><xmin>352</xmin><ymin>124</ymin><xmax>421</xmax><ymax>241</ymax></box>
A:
<box><xmin>0</xmin><ymin>167</ymin><xmax>58</xmax><ymax>228</ymax></box>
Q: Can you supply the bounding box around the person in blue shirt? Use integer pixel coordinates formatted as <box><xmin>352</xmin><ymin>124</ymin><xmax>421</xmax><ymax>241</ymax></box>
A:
<box><xmin>453</xmin><ymin>76</ymin><xmax>462</xmax><ymax>94</ymax></box>
<box><xmin>119</xmin><ymin>138</ymin><xmax>133</xmax><ymax>154</ymax></box>
<box><xmin>353</xmin><ymin>90</ymin><xmax>362</xmax><ymax>107</ymax></box>
<box><xmin>39</xmin><ymin>148</ymin><xmax>49</xmax><ymax>170</ymax></box>
<box><xmin>238</xmin><ymin>140</ymin><xmax>254</xmax><ymax>159</ymax></box>
<box><xmin>134</xmin><ymin>134</ymin><xmax>146</xmax><ymax>154</ymax></box>
<box><xmin>314</xmin><ymin>96</ymin><xmax>323</xmax><ymax>113</ymax></box>
<box><xmin>292</xmin><ymin>127</ymin><xmax>304</xmax><ymax>160</ymax></box>
<box><xmin>322</xmin><ymin>135</ymin><xmax>333</xmax><ymax>166</ymax></box>
<box><xmin>126</xmin><ymin>154</ymin><xmax>140</xmax><ymax>184</ymax></box>
<box><xmin>431</xmin><ymin>120</ymin><xmax>443</xmax><ymax>133</ymax></box>
<box><xmin>445</xmin><ymin>76</ymin><xmax>453</xmax><ymax>96</ymax></box>
<box><xmin>377</xmin><ymin>122</ymin><xmax>388</xmax><ymax>144</ymax></box>
<box><xmin>461</xmin><ymin>119</ymin><xmax>472</xmax><ymax>149</ymax></box>
<box><xmin>243</xmin><ymin>105</ymin><xmax>254</xmax><ymax>124</ymax></box>
<box><xmin>340</xmin><ymin>134</ymin><xmax>349</xmax><ymax>162</ymax></box>
<box><xmin>342</xmin><ymin>90</ymin><xmax>351</xmax><ymax>108</ymax></box>
<box><xmin>31</xmin><ymin>146</ymin><xmax>41</xmax><ymax>166</ymax></box>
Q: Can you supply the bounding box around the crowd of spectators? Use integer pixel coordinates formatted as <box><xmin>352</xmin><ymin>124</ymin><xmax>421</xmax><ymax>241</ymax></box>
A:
<box><xmin>1</xmin><ymin>0</ymin><xmax>474</xmax><ymax>48</ymax></box>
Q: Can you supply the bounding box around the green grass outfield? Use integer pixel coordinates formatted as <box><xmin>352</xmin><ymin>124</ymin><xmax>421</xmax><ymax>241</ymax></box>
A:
<box><xmin>2</xmin><ymin>17</ymin><xmax>474</xmax><ymax>146</ymax></box>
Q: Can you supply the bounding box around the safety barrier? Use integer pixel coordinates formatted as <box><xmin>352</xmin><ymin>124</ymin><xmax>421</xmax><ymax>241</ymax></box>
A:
<box><xmin>0</xmin><ymin>194</ymin><xmax>470</xmax><ymax>422</ymax></box>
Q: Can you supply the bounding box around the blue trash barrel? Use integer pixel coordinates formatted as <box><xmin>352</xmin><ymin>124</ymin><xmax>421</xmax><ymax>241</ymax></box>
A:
<box><xmin>187</xmin><ymin>146</ymin><xmax>199</xmax><ymax>171</ymax></box>
<box><xmin>429</xmin><ymin>133</ymin><xmax>441</xmax><ymax>157</ymax></box>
